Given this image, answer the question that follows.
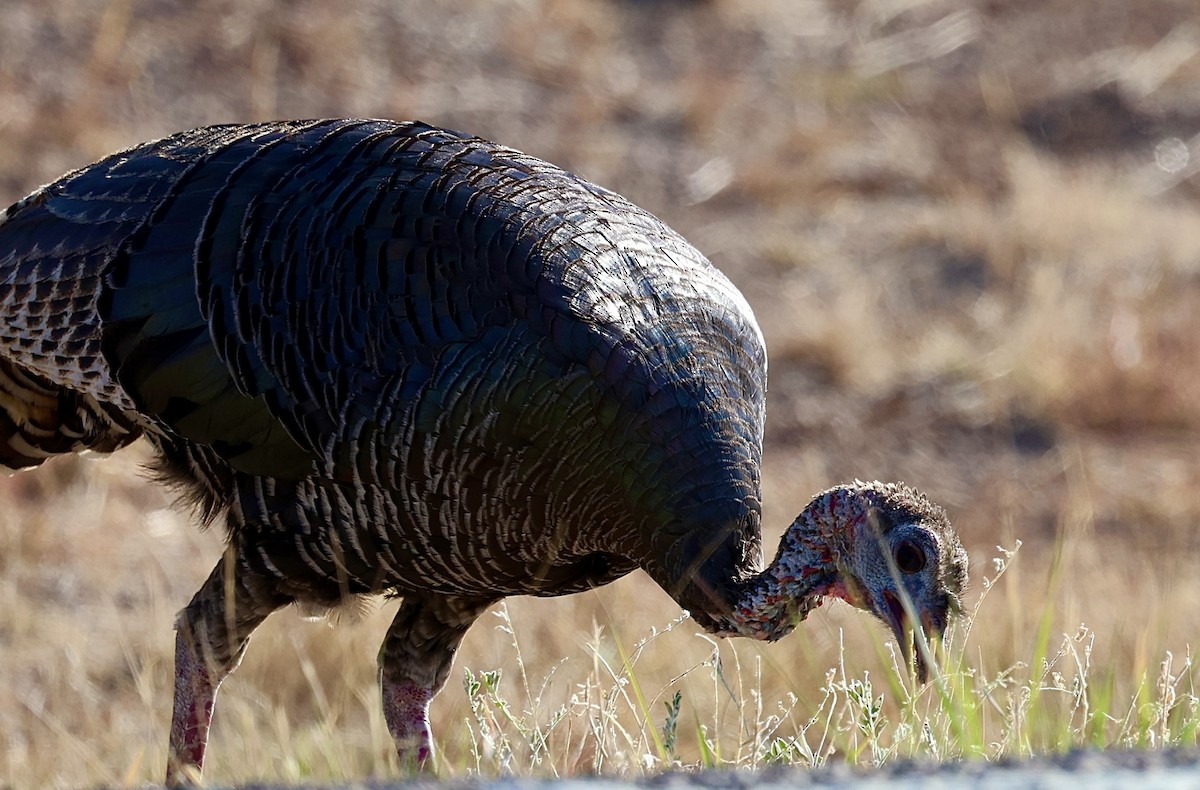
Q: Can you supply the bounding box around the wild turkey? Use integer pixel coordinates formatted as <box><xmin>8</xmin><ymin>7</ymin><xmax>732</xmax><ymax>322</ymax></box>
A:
<box><xmin>0</xmin><ymin>120</ymin><xmax>968</xmax><ymax>783</ymax></box>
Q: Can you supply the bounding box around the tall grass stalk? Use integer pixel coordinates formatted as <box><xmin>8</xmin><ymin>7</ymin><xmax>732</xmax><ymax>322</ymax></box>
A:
<box><xmin>454</xmin><ymin>540</ymin><xmax>1200</xmax><ymax>776</ymax></box>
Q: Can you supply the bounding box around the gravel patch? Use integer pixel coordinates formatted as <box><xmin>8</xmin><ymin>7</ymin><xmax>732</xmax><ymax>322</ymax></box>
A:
<box><xmin>188</xmin><ymin>749</ymin><xmax>1200</xmax><ymax>790</ymax></box>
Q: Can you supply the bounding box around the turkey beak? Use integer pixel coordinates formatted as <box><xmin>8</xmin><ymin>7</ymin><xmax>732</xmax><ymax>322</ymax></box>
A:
<box><xmin>881</xmin><ymin>591</ymin><xmax>940</xmax><ymax>684</ymax></box>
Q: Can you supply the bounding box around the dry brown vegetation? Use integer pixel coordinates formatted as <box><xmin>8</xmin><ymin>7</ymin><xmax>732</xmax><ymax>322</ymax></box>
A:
<box><xmin>2</xmin><ymin>1</ymin><xmax>1200</xmax><ymax>787</ymax></box>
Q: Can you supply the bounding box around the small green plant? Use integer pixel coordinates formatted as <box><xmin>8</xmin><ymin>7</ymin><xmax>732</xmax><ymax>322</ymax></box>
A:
<box><xmin>761</xmin><ymin>736</ymin><xmax>805</xmax><ymax>765</ymax></box>
<box><xmin>660</xmin><ymin>690</ymin><xmax>682</xmax><ymax>761</ymax></box>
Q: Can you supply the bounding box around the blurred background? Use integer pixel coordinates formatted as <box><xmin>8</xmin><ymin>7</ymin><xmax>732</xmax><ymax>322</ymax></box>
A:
<box><xmin>2</xmin><ymin>0</ymin><xmax>1199</xmax><ymax>786</ymax></box>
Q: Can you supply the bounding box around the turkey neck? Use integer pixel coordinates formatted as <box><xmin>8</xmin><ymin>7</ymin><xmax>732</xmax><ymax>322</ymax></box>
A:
<box><xmin>714</xmin><ymin>487</ymin><xmax>864</xmax><ymax>641</ymax></box>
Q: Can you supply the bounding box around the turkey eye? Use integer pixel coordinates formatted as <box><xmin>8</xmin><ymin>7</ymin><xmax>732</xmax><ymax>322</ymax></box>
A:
<box><xmin>894</xmin><ymin>541</ymin><xmax>926</xmax><ymax>574</ymax></box>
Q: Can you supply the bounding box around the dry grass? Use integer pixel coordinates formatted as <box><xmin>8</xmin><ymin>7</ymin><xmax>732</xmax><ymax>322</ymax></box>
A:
<box><xmin>2</xmin><ymin>1</ymin><xmax>1200</xmax><ymax>787</ymax></box>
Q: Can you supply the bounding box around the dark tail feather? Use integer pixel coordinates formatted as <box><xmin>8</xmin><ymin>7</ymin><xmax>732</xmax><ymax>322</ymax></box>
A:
<box><xmin>0</xmin><ymin>356</ymin><xmax>141</xmax><ymax>470</ymax></box>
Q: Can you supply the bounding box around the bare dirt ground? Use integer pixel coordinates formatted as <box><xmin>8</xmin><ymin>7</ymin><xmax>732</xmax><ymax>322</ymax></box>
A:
<box><xmin>2</xmin><ymin>0</ymin><xmax>1200</xmax><ymax>787</ymax></box>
